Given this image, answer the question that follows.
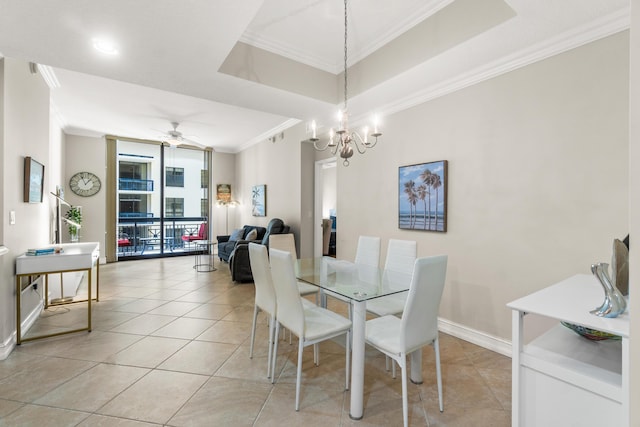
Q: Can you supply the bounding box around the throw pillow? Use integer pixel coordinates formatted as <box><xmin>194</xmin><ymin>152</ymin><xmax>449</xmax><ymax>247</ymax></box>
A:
<box><xmin>229</xmin><ymin>228</ymin><xmax>243</xmax><ymax>241</ymax></box>
<box><xmin>246</xmin><ymin>228</ymin><xmax>258</xmax><ymax>241</ymax></box>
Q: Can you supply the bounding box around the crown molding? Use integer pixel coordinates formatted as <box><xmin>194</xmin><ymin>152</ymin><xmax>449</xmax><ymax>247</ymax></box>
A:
<box><xmin>240</xmin><ymin>0</ymin><xmax>454</xmax><ymax>74</ymax></box>
<box><xmin>38</xmin><ymin>64</ymin><xmax>60</xmax><ymax>89</ymax></box>
<box><xmin>380</xmin><ymin>8</ymin><xmax>630</xmax><ymax>118</ymax></box>
<box><xmin>347</xmin><ymin>0</ymin><xmax>455</xmax><ymax>68</ymax></box>
<box><xmin>235</xmin><ymin>118</ymin><xmax>301</xmax><ymax>153</ymax></box>
<box><xmin>240</xmin><ymin>31</ymin><xmax>338</xmax><ymax>74</ymax></box>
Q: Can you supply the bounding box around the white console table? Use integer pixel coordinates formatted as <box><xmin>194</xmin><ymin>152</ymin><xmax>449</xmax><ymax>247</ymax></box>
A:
<box><xmin>15</xmin><ymin>242</ymin><xmax>100</xmax><ymax>344</ymax></box>
<box><xmin>507</xmin><ymin>274</ymin><xmax>628</xmax><ymax>426</ymax></box>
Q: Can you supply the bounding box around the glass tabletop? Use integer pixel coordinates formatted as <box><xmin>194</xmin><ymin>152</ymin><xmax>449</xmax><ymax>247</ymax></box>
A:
<box><xmin>295</xmin><ymin>257</ymin><xmax>411</xmax><ymax>302</ymax></box>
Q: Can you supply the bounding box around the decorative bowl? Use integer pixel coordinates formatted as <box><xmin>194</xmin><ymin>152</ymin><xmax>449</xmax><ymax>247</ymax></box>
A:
<box><xmin>560</xmin><ymin>321</ymin><xmax>621</xmax><ymax>341</ymax></box>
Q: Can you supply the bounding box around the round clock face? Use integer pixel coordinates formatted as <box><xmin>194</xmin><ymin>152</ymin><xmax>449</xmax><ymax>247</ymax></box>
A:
<box><xmin>69</xmin><ymin>172</ymin><xmax>101</xmax><ymax>197</ymax></box>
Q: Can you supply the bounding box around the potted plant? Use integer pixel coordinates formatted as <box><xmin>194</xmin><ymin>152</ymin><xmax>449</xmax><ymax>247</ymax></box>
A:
<box><xmin>66</xmin><ymin>206</ymin><xmax>82</xmax><ymax>242</ymax></box>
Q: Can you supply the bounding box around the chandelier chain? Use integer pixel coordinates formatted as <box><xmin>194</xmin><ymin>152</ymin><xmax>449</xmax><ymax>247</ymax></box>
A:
<box><xmin>343</xmin><ymin>0</ymin><xmax>348</xmax><ymax>110</ymax></box>
<box><xmin>310</xmin><ymin>0</ymin><xmax>381</xmax><ymax>166</ymax></box>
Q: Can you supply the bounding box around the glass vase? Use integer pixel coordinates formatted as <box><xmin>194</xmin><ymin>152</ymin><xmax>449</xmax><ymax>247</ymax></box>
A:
<box><xmin>590</xmin><ymin>262</ymin><xmax>626</xmax><ymax>318</ymax></box>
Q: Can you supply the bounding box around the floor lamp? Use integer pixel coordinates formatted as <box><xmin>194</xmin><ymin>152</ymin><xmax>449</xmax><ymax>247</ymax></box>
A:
<box><xmin>217</xmin><ymin>200</ymin><xmax>238</xmax><ymax>234</ymax></box>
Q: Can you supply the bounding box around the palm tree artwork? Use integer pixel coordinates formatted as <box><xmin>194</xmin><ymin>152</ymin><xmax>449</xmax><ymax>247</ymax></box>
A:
<box><xmin>251</xmin><ymin>185</ymin><xmax>266</xmax><ymax>217</ymax></box>
<box><xmin>398</xmin><ymin>160</ymin><xmax>448</xmax><ymax>232</ymax></box>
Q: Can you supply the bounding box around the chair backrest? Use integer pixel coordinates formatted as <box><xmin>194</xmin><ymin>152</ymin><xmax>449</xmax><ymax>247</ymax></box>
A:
<box><xmin>198</xmin><ymin>223</ymin><xmax>208</xmax><ymax>239</ymax></box>
<box><xmin>248</xmin><ymin>243</ymin><xmax>276</xmax><ymax>315</ymax></box>
<box><xmin>354</xmin><ymin>236</ymin><xmax>381</xmax><ymax>268</ymax></box>
<box><xmin>384</xmin><ymin>239</ymin><xmax>417</xmax><ymax>274</ymax></box>
<box><xmin>269</xmin><ymin>233</ymin><xmax>297</xmax><ymax>259</ymax></box>
<box><xmin>401</xmin><ymin>255</ymin><xmax>448</xmax><ymax>352</ymax></box>
<box><xmin>269</xmin><ymin>248</ymin><xmax>305</xmax><ymax>336</ymax></box>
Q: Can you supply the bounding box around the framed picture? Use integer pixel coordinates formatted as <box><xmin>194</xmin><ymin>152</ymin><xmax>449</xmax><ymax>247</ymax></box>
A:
<box><xmin>251</xmin><ymin>184</ymin><xmax>266</xmax><ymax>217</ymax></box>
<box><xmin>217</xmin><ymin>184</ymin><xmax>231</xmax><ymax>202</ymax></box>
<box><xmin>24</xmin><ymin>156</ymin><xmax>45</xmax><ymax>203</ymax></box>
<box><xmin>399</xmin><ymin>160</ymin><xmax>448</xmax><ymax>232</ymax></box>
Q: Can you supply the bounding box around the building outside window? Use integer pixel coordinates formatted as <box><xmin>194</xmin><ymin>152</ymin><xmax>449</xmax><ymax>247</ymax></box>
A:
<box><xmin>166</xmin><ymin>167</ymin><xmax>184</xmax><ymax>187</ymax></box>
<box><xmin>166</xmin><ymin>197</ymin><xmax>184</xmax><ymax>217</ymax></box>
<box><xmin>119</xmin><ymin>195</ymin><xmax>149</xmax><ymax>217</ymax></box>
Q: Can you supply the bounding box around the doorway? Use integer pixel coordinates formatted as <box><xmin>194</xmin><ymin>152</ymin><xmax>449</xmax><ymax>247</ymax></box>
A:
<box><xmin>314</xmin><ymin>158</ymin><xmax>337</xmax><ymax>257</ymax></box>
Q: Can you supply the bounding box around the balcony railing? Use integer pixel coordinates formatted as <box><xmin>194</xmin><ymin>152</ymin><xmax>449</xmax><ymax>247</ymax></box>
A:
<box><xmin>119</xmin><ymin>178</ymin><xmax>154</xmax><ymax>192</ymax></box>
<box><xmin>119</xmin><ymin>212</ymin><xmax>154</xmax><ymax>218</ymax></box>
<box><xmin>117</xmin><ymin>216</ymin><xmax>207</xmax><ymax>257</ymax></box>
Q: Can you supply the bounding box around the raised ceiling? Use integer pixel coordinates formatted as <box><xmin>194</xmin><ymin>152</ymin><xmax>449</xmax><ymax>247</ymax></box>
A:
<box><xmin>0</xmin><ymin>0</ymin><xmax>630</xmax><ymax>152</ymax></box>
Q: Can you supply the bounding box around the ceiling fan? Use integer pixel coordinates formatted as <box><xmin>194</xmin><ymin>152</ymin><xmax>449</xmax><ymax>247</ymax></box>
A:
<box><xmin>160</xmin><ymin>122</ymin><xmax>208</xmax><ymax>149</ymax></box>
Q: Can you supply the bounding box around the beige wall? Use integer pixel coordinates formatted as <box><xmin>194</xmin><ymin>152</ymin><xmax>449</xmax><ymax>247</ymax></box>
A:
<box><xmin>331</xmin><ymin>31</ymin><xmax>629</xmax><ymax>341</ymax></box>
<box><xmin>234</xmin><ymin>123</ymin><xmax>310</xmax><ymax>254</ymax></box>
<box><xmin>0</xmin><ymin>58</ymin><xmax>55</xmax><ymax>356</ymax></box>
<box><xmin>63</xmin><ymin>135</ymin><xmax>106</xmax><ymax>252</ymax></box>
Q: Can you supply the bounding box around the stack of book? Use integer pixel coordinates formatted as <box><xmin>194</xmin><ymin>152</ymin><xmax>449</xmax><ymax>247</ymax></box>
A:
<box><xmin>26</xmin><ymin>247</ymin><xmax>55</xmax><ymax>256</ymax></box>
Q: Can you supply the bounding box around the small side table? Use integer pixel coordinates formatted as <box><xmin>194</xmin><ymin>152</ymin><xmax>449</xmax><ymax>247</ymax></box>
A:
<box><xmin>194</xmin><ymin>240</ymin><xmax>217</xmax><ymax>272</ymax></box>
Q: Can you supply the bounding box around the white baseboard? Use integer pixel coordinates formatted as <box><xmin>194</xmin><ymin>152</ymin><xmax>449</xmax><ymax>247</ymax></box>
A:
<box><xmin>0</xmin><ymin>333</ymin><xmax>16</xmax><ymax>360</ymax></box>
<box><xmin>438</xmin><ymin>317</ymin><xmax>512</xmax><ymax>357</ymax></box>
<box><xmin>0</xmin><ymin>301</ymin><xmax>44</xmax><ymax>360</ymax></box>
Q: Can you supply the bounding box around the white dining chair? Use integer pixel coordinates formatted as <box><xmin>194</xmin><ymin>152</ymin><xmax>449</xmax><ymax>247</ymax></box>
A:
<box><xmin>269</xmin><ymin>233</ymin><xmax>320</xmax><ymax>304</ymax></box>
<box><xmin>354</xmin><ymin>235</ymin><xmax>381</xmax><ymax>267</ymax></box>
<box><xmin>324</xmin><ymin>235</ymin><xmax>381</xmax><ymax>316</ymax></box>
<box><xmin>366</xmin><ymin>239</ymin><xmax>417</xmax><ymax>375</ymax></box>
<box><xmin>366</xmin><ymin>239</ymin><xmax>417</xmax><ymax>318</ymax></box>
<box><xmin>269</xmin><ymin>248</ymin><xmax>352</xmax><ymax>411</ymax></box>
<box><xmin>248</xmin><ymin>243</ymin><xmax>278</xmax><ymax>379</ymax></box>
<box><xmin>365</xmin><ymin>255</ymin><xmax>448</xmax><ymax>427</ymax></box>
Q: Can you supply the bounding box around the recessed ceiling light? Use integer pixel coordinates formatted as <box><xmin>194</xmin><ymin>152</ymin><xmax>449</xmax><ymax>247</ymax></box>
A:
<box><xmin>92</xmin><ymin>38</ymin><xmax>119</xmax><ymax>55</ymax></box>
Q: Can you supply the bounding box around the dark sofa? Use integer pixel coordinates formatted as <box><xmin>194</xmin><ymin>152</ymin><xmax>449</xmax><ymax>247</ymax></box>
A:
<box><xmin>217</xmin><ymin>218</ymin><xmax>289</xmax><ymax>282</ymax></box>
<box><xmin>217</xmin><ymin>225</ymin><xmax>267</xmax><ymax>263</ymax></box>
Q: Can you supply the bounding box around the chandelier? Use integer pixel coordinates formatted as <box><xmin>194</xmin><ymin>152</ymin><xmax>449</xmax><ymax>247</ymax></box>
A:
<box><xmin>310</xmin><ymin>0</ymin><xmax>382</xmax><ymax>166</ymax></box>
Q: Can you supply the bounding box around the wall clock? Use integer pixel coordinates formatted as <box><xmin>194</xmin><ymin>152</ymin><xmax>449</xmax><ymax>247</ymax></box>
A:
<box><xmin>69</xmin><ymin>171</ymin><xmax>101</xmax><ymax>197</ymax></box>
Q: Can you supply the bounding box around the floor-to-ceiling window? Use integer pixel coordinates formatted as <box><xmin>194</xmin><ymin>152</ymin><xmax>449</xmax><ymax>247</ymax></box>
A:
<box><xmin>112</xmin><ymin>139</ymin><xmax>210</xmax><ymax>260</ymax></box>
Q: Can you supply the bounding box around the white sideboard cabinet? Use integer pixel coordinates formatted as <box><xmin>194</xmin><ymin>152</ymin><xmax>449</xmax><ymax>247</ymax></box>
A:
<box><xmin>507</xmin><ymin>274</ymin><xmax>628</xmax><ymax>427</ymax></box>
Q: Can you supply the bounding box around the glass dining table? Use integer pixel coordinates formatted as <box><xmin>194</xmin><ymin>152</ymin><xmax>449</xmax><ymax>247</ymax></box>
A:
<box><xmin>295</xmin><ymin>257</ymin><xmax>423</xmax><ymax>420</ymax></box>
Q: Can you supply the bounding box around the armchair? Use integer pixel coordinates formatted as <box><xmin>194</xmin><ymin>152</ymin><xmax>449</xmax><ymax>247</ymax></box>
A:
<box><xmin>181</xmin><ymin>223</ymin><xmax>208</xmax><ymax>248</ymax></box>
<box><xmin>226</xmin><ymin>218</ymin><xmax>290</xmax><ymax>282</ymax></box>
<box><xmin>118</xmin><ymin>233</ymin><xmax>132</xmax><ymax>254</ymax></box>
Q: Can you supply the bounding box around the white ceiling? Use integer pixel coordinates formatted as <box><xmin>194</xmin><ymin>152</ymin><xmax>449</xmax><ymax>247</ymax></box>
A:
<box><xmin>0</xmin><ymin>0</ymin><xmax>630</xmax><ymax>152</ymax></box>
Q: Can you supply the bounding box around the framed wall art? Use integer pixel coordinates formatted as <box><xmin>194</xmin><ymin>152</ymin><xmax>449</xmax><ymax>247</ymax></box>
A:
<box><xmin>398</xmin><ymin>160</ymin><xmax>448</xmax><ymax>232</ymax></box>
<box><xmin>251</xmin><ymin>184</ymin><xmax>266</xmax><ymax>217</ymax></box>
<box><xmin>24</xmin><ymin>156</ymin><xmax>45</xmax><ymax>203</ymax></box>
<box><xmin>217</xmin><ymin>184</ymin><xmax>231</xmax><ymax>202</ymax></box>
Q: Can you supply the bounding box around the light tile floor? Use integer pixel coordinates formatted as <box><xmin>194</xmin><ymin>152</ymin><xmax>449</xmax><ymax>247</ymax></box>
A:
<box><xmin>0</xmin><ymin>256</ymin><xmax>511</xmax><ymax>426</ymax></box>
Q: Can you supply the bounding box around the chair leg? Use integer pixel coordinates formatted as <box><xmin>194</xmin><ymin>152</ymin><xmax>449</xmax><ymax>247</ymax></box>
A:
<box><xmin>271</xmin><ymin>322</ymin><xmax>281</xmax><ymax>384</ymax></box>
<box><xmin>249</xmin><ymin>305</ymin><xmax>259</xmax><ymax>359</ymax></box>
<box><xmin>434</xmin><ymin>337</ymin><xmax>444</xmax><ymax>412</ymax></box>
<box><xmin>400</xmin><ymin>355</ymin><xmax>409</xmax><ymax>427</ymax></box>
<box><xmin>392</xmin><ymin>358</ymin><xmax>397</xmax><ymax>379</ymax></box>
<box><xmin>295</xmin><ymin>339</ymin><xmax>304</xmax><ymax>411</ymax></box>
<box><xmin>267</xmin><ymin>314</ymin><xmax>275</xmax><ymax>379</ymax></box>
<box><xmin>385</xmin><ymin>355</ymin><xmax>390</xmax><ymax>371</ymax></box>
<box><xmin>345</xmin><ymin>330</ymin><xmax>351</xmax><ymax>391</ymax></box>
<box><xmin>314</xmin><ymin>343</ymin><xmax>319</xmax><ymax>366</ymax></box>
